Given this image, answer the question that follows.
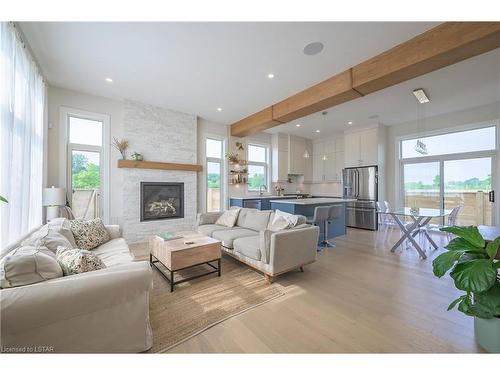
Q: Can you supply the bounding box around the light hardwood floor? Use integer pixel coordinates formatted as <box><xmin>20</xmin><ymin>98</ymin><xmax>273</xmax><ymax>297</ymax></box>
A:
<box><xmin>152</xmin><ymin>228</ymin><xmax>482</xmax><ymax>353</ymax></box>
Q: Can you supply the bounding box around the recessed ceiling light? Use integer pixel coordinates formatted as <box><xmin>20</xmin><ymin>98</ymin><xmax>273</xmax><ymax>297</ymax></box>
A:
<box><xmin>217</xmin><ymin>107</ymin><xmax>222</xmax><ymax>112</ymax></box>
<box><xmin>296</xmin><ymin>124</ymin><xmax>301</xmax><ymax>127</ymax></box>
<box><xmin>267</xmin><ymin>73</ymin><xmax>275</xmax><ymax>79</ymax></box>
<box><xmin>304</xmin><ymin>42</ymin><xmax>324</xmax><ymax>56</ymax></box>
<box><xmin>347</xmin><ymin>121</ymin><xmax>353</xmax><ymax>125</ymax></box>
<box><xmin>413</xmin><ymin>88</ymin><xmax>430</xmax><ymax>104</ymax></box>
<box><xmin>105</xmin><ymin>78</ymin><xmax>113</xmax><ymax>83</ymax></box>
<box><xmin>315</xmin><ymin>130</ymin><xmax>320</xmax><ymax>133</ymax></box>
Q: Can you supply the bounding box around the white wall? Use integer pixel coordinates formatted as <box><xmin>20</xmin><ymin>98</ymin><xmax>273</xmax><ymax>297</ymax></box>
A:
<box><xmin>386</xmin><ymin>101</ymin><xmax>500</xmax><ymax>206</ymax></box>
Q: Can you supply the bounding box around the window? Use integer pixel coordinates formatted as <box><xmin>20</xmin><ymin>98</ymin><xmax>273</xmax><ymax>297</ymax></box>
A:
<box><xmin>247</xmin><ymin>144</ymin><xmax>269</xmax><ymax>191</ymax></box>
<box><xmin>401</xmin><ymin>126</ymin><xmax>496</xmax><ymax>159</ymax></box>
<box><xmin>0</xmin><ymin>22</ymin><xmax>45</xmax><ymax>247</ymax></box>
<box><xmin>62</xmin><ymin>109</ymin><xmax>109</xmax><ymax>222</ymax></box>
<box><xmin>206</xmin><ymin>138</ymin><xmax>224</xmax><ymax>212</ymax></box>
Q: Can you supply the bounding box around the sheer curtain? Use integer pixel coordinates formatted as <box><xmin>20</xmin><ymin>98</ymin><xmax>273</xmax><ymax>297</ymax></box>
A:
<box><xmin>0</xmin><ymin>22</ymin><xmax>45</xmax><ymax>248</ymax></box>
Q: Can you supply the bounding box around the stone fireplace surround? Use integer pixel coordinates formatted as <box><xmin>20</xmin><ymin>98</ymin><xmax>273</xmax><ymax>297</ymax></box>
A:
<box><xmin>120</xmin><ymin>100</ymin><xmax>197</xmax><ymax>243</ymax></box>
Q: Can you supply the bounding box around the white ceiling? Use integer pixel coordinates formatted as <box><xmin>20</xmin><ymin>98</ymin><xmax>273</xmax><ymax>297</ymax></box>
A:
<box><xmin>268</xmin><ymin>48</ymin><xmax>500</xmax><ymax>139</ymax></box>
<box><xmin>19</xmin><ymin>22</ymin><xmax>439</xmax><ymax>125</ymax></box>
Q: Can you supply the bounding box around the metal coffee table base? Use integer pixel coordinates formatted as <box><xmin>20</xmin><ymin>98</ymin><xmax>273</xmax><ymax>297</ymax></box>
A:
<box><xmin>150</xmin><ymin>254</ymin><xmax>221</xmax><ymax>292</ymax></box>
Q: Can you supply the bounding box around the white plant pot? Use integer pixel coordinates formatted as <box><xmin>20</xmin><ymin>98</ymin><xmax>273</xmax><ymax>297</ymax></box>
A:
<box><xmin>474</xmin><ymin>316</ymin><xmax>500</xmax><ymax>353</ymax></box>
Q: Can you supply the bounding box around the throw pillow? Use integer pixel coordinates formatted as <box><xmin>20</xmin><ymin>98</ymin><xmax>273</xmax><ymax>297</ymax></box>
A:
<box><xmin>70</xmin><ymin>218</ymin><xmax>110</xmax><ymax>250</ymax></box>
<box><xmin>0</xmin><ymin>246</ymin><xmax>63</xmax><ymax>288</ymax></box>
<box><xmin>22</xmin><ymin>222</ymin><xmax>74</xmax><ymax>253</ymax></box>
<box><xmin>215</xmin><ymin>208</ymin><xmax>240</xmax><ymax>227</ymax></box>
<box><xmin>267</xmin><ymin>209</ymin><xmax>299</xmax><ymax>231</ymax></box>
<box><xmin>56</xmin><ymin>247</ymin><xmax>106</xmax><ymax>276</ymax></box>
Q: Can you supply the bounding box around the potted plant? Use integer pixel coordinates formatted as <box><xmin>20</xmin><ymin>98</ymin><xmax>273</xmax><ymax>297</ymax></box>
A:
<box><xmin>0</xmin><ymin>196</ymin><xmax>7</xmax><ymax>203</ymax></box>
<box><xmin>433</xmin><ymin>226</ymin><xmax>500</xmax><ymax>352</ymax></box>
<box><xmin>112</xmin><ymin>137</ymin><xmax>129</xmax><ymax>160</ymax></box>
<box><xmin>225</xmin><ymin>152</ymin><xmax>240</xmax><ymax>164</ymax></box>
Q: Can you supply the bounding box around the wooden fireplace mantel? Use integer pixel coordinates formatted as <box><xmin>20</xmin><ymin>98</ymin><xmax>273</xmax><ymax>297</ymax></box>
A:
<box><xmin>117</xmin><ymin>159</ymin><xmax>203</xmax><ymax>172</ymax></box>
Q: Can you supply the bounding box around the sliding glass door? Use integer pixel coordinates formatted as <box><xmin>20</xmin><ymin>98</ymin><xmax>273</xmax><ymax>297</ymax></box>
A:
<box><xmin>402</xmin><ymin>156</ymin><xmax>495</xmax><ymax>226</ymax></box>
<box><xmin>443</xmin><ymin>157</ymin><xmax>493</xmax><ymax>226</ymax></box>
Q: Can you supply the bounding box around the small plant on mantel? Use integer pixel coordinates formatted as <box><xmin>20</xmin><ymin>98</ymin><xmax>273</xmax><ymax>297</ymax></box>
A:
<box><xmin>112</xmin><ymin>137</ymin><xmax>129</xmax><ymax>160</ymax></box>
<box><xmin>433</xmin><ymin>225</ymin><xmax>500</xmax><ymax>352</ymax></box>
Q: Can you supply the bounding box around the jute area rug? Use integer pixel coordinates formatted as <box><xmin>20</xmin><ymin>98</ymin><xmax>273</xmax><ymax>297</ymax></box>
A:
<box><xmin>130</xmin><ymin>244</ymin><xmax>285</xmax><ymax>353</ymax></box>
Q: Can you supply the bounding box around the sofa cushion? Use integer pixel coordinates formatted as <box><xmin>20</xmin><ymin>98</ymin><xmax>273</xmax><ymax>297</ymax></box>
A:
<box><xmin>235</xmin><ymin>207</ymin><xmax>252</xmax><ymax>227</ymax></box>
<box><xmin>212</xmin><ymin>228</ymin><xmax>258</xmax><ymax>248</ymax></box>
<box><xmin>241</xmin><ymin>210</ymin><xmax>271</xmax><ymax>231</ymax></box>
<box><xmin>56</xmin><ymin>247</ymin><xmax>106</xmax><ymax>276</ymax></box>
<box><xmin>70</xmin><ymin>218</ymin><xmax>110</xmax><ymax>250</ymax></box>
<box><xmin>92</xmin><ymin>238</ymin><xmax>133</xmax><ymax>267</ymax></box>
<box><xmin>0</xmin><ymin>246</ymin><xmax>63</xmax><ymax>288</ymax></box>
<box><xmin>215</xmin><ymin>208</ymin><xmax>240</xmax><ymax>227</ymax></box>
<box><xmin>22</xmin><ymin>222</ymin><xmax>74</xmax><ymax>253</ymax></box>
<box><xmin>198</xmin><ymin>224</ymin><xmax>235</xmax><ymax>237</ymax></box>
<box><xmin>233</xmin><ymin>235</ymin><xmax>261</xmax><ymax>261</ymax></box>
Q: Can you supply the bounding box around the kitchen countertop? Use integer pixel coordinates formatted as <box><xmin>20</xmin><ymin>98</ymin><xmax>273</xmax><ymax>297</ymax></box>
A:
<box><xmin>269</xmin><ymin>198</ymin><xmax>357</xmax><ymax>205</ymax></box>
<box><xmin>230</xmin><ymin>195</ymin><xmax>302</xmax><ymax>200</ymax></box>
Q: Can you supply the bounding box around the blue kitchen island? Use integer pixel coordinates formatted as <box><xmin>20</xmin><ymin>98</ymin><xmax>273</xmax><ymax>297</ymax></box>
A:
<box><xmin>270</xmin><ymin>198</ymin><xmax>356</xmax><ymax>243</ymax></box>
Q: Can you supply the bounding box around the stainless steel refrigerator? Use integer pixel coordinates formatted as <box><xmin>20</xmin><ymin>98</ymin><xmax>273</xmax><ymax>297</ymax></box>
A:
<box><xmin>342</xmin><ymin>166</ymin><xmax>378</xmax><ymax>230</ymax></box>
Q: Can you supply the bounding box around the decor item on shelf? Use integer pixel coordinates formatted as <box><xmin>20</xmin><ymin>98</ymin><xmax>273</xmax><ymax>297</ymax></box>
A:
<box><xmin>433</xmin><ymin>226</ymin><xmax>500</xmax><ymax>353</ymax></box>
<box><xmin>131</xmin><ymin>152</ymin><xmax>144</xmax><ymax>161</ymax></box>
<box><xmin>112</xmin><ymin>137</ymin><xmax>129</xmax><ymax>160</ymax></box>
<box><xmin>43</xmin><ymin>187</ymin><xmax>66</xmax><ymax>222</ymax></box>
<box><xmin>235</xmin><ymin>141</ymin><xmax>244</xmax><ymax>151</ymax></box>
<box><xmin>225</xmin><ymin>151</ymin><xmax>240</xmax><ymax>164</ymax></box>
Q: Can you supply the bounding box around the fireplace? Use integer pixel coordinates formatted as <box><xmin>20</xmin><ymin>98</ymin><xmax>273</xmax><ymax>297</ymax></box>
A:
<box><xmin>140</xmin><ymin>182</ymin><xmax>184</xmax><ymax>222</ymax></box>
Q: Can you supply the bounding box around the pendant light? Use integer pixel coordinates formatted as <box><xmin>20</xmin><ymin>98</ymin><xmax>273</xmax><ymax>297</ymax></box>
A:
<box><xmin>413</xmin><ymin>88</ymin><xmax>429</xmax><ymax>155</ymax></box>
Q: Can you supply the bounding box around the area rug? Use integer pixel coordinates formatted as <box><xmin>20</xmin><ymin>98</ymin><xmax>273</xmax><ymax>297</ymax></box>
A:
<box><xmin>147</xmin><ymin>256</ymin><xmax>285</xmax><ymax>353</ymax></box>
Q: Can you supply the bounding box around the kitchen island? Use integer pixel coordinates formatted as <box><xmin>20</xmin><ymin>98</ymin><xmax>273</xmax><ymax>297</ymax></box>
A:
<box><xmin>270</xmin><ymin>198</ymin><xmax>356</xmax><ymax>242</ymax></box>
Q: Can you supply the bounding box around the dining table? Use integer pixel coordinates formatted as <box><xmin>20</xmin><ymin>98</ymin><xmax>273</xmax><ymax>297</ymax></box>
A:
<box><xmin>379</xmin><ymin>207</ymin><xmax>453</xmax><ymax>259</ymax></box>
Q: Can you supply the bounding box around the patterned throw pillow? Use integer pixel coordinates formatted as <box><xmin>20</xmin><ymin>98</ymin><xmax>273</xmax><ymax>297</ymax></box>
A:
<box><xmin>70</xmin><ymin>218</ymin><xmax>110</xmax><ymax>250</ymax></box>
<box><xmin>56</xmin><ymin>247</ymin><xmax>106</xmax><ymax>276</ymax></box>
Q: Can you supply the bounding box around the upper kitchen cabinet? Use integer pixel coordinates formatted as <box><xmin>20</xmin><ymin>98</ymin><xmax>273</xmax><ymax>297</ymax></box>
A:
<box><xmin>312</xmin><ymin>134</ymin><xmax>344</xmax><ymax>183</ymax></box>
<box><xmin>271</xmin><ymin>133</ymin><xmax>289</xmax><ymax>182</ymax></box>
<box><xmin>344</xmin><ymin>124</ymin><xmax>386</xmax><ymax>168</ymax></box>
<box><xmin>288</xmin><ymin>135</ymin><xmax>306</xmax><ymax>175</ymax></box>
<box><xmin>271</xmin><ymin>133</ymin><xmax>312</xmax><ymax>182</ymax></box>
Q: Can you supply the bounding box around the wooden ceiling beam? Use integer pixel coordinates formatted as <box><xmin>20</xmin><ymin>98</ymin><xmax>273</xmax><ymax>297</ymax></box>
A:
<box><xmin>352</xmin><ymin>22</ymin><xmax>500</xmax><ymax>95</ymax></box>
<box><xmin>272</xmin><ymin>69</ymin><xmax>362</xmax><ymax>123</ymax></box>
<box><xmin>230</xmin><ymin>106</ymin><xmax>282</xmax><ymax>137</ymax></box>
<box><xmin>230</xmin><ymin>22</ymin><xmax>500</xmax><ymax>137</ymax></box>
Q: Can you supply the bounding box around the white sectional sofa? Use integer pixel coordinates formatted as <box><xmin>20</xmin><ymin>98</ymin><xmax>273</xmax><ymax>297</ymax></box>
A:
<box><xmin>0</xmin><ymin>224</ymin><xmax>153</xmax><ymax>353</ymax></box>
<box><xmin>197</xmin><ymin>208</ymin><xmax>319</xmax><ymax>282</ymax></box>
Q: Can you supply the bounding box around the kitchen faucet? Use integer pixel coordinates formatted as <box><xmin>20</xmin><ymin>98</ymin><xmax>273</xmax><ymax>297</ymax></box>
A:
<box><xmin>259</xmin><ymin>184</ymin><xmax>267</xmax><ymax>196</ymax></box>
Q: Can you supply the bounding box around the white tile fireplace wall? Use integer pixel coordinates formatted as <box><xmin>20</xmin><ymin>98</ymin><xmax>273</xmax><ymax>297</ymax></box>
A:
<box><xmin>121</xmin><ymin>100</ymin><xmax>197</xmax><ymax>242</ymax></box>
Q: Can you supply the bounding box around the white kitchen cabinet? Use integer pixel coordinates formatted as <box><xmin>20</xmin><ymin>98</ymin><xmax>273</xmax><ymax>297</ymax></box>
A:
<box><xmin>344</xmin><ymin>125</ymin><xmax>382</xmax><ymax>167</ymax></box>
<box><xmin>272</xmin><ymin>133</ymin><xmax>289</xmax><ymax>182</ymax></box>
<box><xmin>312</xmin><ymin>136</ymin><xmax>343</xmax><ymax>182</ymax></box>
<box><xmin>288</xmin><ymin>135</ymin><xmax>306</xmax><ymax>175</ymax></box>
<box><xmin>303</xmin><ymin>139</ymin><xmax>313</xmax><ymax>182</ymax></box>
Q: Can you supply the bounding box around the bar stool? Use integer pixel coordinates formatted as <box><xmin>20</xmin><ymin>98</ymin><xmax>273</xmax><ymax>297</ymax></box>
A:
<box><xmin>306</xmin><ymin>205</ymin><xmax>334</xmax><ymax>250</ymax></box>
<box><xmin>327</xmin><ymin>205</ymin><xmax>343</xmax><ymax>248</ymax></box>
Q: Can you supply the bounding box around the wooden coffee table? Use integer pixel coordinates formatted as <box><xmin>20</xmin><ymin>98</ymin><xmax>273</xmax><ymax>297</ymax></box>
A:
<box><xmin>149</xmin><ymin>231</ymin><xmax>222</xmax><ymax>292</ymax></box>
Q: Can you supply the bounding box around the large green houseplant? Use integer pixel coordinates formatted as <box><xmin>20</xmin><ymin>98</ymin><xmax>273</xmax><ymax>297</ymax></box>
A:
<box><xmin>433</xmin><ymin>226</ymin><xmax>500</xmax><ymax>352</ymax></box>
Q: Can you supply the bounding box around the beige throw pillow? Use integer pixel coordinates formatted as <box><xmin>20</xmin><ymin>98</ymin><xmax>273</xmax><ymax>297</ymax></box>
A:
<box><xmin>70</xmin><ymin>218</ymin><xmax>110</xmax><ymax>250</ymax></box>
<box><xmin>268</xmin><ymin>209</ymin><xmax>298</xmax><ymax>231</ymax></box>
<box><xmin>56</xmin><ymin>247</ymin><xmax>106</xmax><ymax>276</ymax></box>
<box><xmin>22</xmin><ymin>221</ymin><xmax>74</xmax><ymax>253</ymax></box>
<box><xmin>0</xmin><ymin>246</ymin><xmax>63</xmax><ymax>288</ymax></box>
<box><xmin>215</xmin><ymin>208</ymin><xmax>240</xmax><ymax>227</ymax></box>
